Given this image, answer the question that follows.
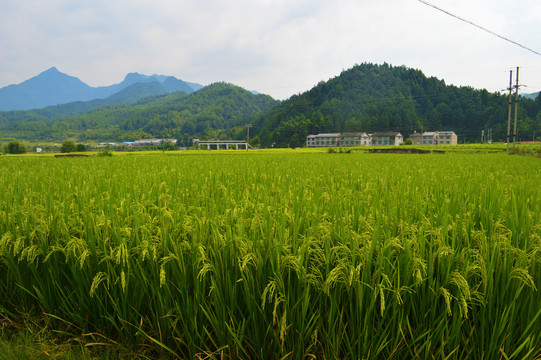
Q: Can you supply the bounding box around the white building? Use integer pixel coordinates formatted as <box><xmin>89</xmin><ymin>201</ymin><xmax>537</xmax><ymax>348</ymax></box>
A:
<box><xmin>437</xmin><ymin>131</ymin><xmax>458</xmax><ymax>145</ymax></box>
<box><xmin>307</xmin><ymin>131</ymin><xmax>406</xmax><ymax>147</ymax></box>
<box><xmin>134</xmin><ymin>138</ymin><xmax>178</xmax><ymax>146</ymax></box>
<box><xmin>370</xmin><ymin>132</ymin><xmax>404</xmax><ymax>146</ymax></box>
<box><xmin>411</xmin><ymin>131</ymin><xmax>457</xmax><ymax>145</ymax></box>
<box><xmin>339</xmin><ymin>132</ymin><xmax>371</xmax><ymax>146</ymax></box>
<box><xmin>306</xmin><ymin>133</ymin><xmax>341</xmax><ymax>147</ymax></box>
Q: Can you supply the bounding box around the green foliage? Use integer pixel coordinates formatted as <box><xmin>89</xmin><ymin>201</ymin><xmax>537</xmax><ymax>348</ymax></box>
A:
<box><xmin>402</xmin><ymin>137</ymin><xmax>413</xmax><ymax>145</ymax></box>
<box><xmin>0</xmin><ymin>83</ymin><xmax>278</xmax><ymax>143</ymax></box>
<box><xmin>1</xmin><ymin>151</ymin><xmax>540</xmax><ymax>358</ymax></box>
<box><xmin>254</xmin><ymin>63</ymin><xmax>541</xmax><ymax>147</ymax></box>
<box><xmin>328</xmin><ymin>147</ymin><xmax>352</xmax><ymax>153</ymax></box>
<box><xmin>75</xmin><ymin>143</ymin><xmax>86</xmax><ymax>152</ymax></box>
<box><xmin>163</xmin><ymin>141</ymin><xmax>176</xmax><ymax>151</ymax></box>
<box><xmin>250</xmin><ymin>135</ymin><xmax>261</xmax><ymax>147</ymax></box>
<box><xmin>3</xmin><ymin>140</ymin><xmax>27</xmax><ymax>154</ymax></box>
<box><xmin>97</xmin><ymin>149</ymin><xmax>113</xmax><ymax>157</ymax></box>
<box><xmin>3</xmin><ymin>64</ymin><xmax>539</xmax><ymax>149</ymax></box>
<box><xmin>60</xmin><ymin>140</ymin><xmax>76</xmax><ymax>153</ymax></box>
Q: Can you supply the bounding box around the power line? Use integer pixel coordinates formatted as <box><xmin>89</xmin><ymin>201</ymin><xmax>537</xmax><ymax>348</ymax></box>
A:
<box><xmin>418</xmin><ymin>0</ymin><xmax>541</xmax><ymax>57</ymax></box>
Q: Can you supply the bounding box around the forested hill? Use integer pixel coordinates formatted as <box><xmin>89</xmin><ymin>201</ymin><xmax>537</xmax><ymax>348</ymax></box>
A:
<box><xmin>0</xmin><ymin>83</ymin><xmax>278</xmax><ymax>144</ymax></box>
<box><xmin>2</xmin><ymin>63</ymin><xmax>540</xmax><ymax>146</ymax></box>
<box><xmin>254</xmin><ymin>63</ymin><xmax>541</xmax><ymax>147</ymax></box>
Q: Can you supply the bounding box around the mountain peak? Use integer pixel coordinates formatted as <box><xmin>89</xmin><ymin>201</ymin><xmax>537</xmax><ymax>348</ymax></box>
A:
<box><xmin>124</xmin><ymin>72</ymin><xmax>143</xmax><ymax>80</ymax></box>
<box><xmin>40</xmin><ymin>67</ymin><xmax>61</xmax><ymax>75</ymax></box>
<box><xmin>0</xmin><ymin>68</ymin><xmax>203</xmax><ymax>111</ymax></box>
<box><xmin>122</xmin><ymin>72</ymin><xmax>170</xmax><ymax>85</ymax></box>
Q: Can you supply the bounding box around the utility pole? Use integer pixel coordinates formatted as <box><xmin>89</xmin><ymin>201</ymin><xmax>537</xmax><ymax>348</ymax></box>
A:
<box><xmin>488</xmin><ymin>129</ymin><xmax>492</xmax><ymax>144</ymax></box>
<box><xmin>481</xmin><ymin>130</ymin><xmax>485</xmax><ymax>144</ymax></box>
<box><xmin>246</xmin><ymin>124</ymin><xmax>252</xmax><ymax>151</ymax></box>
<box><xmin>513</xmin><ymin>67</ymin><xmax>519</xmax><ymax>152</ymax></box>
<box><xmin>506</xmin><ymin>69</ymin><xmax>513</xmax><ymax>154</ymax></box>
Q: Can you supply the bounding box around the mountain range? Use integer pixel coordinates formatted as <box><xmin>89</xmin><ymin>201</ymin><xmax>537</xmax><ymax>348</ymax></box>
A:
<box><xmin>0</xmin><ymin>67</ymin><xmax>203</xmax><ymax>111</ymax></box>
<box><xmin>1</xmin><ymin>63</ymin><xmax>540</xmax><ymax>146</ymax></box>
<box><xmin>523</xmin><ymin>92</ymin><xmax>540</xmax><ymax>100</ymax></box>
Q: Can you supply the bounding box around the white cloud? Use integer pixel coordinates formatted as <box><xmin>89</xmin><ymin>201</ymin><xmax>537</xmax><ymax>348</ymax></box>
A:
<box><xmin>1</xmin><ymin>0</ymin><xmax>540</xmax><ymax>99</ymax></box>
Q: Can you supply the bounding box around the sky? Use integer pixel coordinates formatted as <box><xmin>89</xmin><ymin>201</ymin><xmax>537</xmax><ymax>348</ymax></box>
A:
<box><xmin>1</xmin><ymin>0</ymin><xmax>540</xmax><ymax>100</ymax></box>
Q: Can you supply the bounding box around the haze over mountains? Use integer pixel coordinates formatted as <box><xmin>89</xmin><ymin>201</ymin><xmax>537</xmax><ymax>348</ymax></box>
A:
<box><xmin>0</xmin><ymin>67</ymin><xmax>203</xmax><ymax>111</ymax></box>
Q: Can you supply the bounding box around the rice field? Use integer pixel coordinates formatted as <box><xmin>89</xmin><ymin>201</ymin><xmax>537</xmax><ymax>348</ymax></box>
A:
<box><xmin>0</xmin><ymin>150</ymin><xmax>540</xmax><ymax>359</ymax></box>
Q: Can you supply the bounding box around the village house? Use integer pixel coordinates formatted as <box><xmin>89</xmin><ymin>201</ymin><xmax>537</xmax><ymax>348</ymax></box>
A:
<box><xmin>306</xmin><ymin>130</ymin><xmax>458</xmax><ymax>148</ymax></box>
<box><xmin>339</xmin><ymin>132</ymin><xmax>371</xmax><ymax>146</ymax></box>
<box><xmin>134</xmin><ymin>138</ymin><xmax>178</xmax><ymax>146</ymax></box>
<box><xmin>306</xmin><ymin>133</ymin><xmax>341</xmax><ymax>147</ymax></box>
<box><xmin>307</xmin><ymin>132</ymin><xmax>403</xmax><ymax>147</ymax></box>
<box><xmin>370</xmin><ymin>132</ymin><xmax>404</xmax><ymax>146</ymax></box>
<box><xmin>411</xmin><ymin>131</ymin><xmax>457</xmax><ymax>145</ymax></box>
<box><xmin>437</xmin><ymin>131</ymin><xmax>458</xmax><ymax>145</ymax></box>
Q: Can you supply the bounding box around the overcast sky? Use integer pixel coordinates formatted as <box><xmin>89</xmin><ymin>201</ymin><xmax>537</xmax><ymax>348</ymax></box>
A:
<box><xmin>1</xmin><ymin>0</ymin><xmax>540</xmax><ymax>100</ymax></box>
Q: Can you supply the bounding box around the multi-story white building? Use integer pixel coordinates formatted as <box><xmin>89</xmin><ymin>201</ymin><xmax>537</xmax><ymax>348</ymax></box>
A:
<box><xmin>306</xmin><ymin>133</ymin><xmax>341</xmax><ymax>147</ymax></box>
<box><xmin>370</xmin><ymin>132</ymin><xmax>404</xmax><ymax>146</ymax></box>
<box><xmin>134</xmin><ymin>138</ymin><xmax>178</xmax><ymax>146</ymax></box>
<box><xmin>437</xmin><ymin>131</ymin><xmax>458</xmax><ymax>145</ymax></box>
<box><xmin>307</xmin><ymin>132</ymin><xmax>402</xmax><ymax>147</ymax></box>
<box><xmin>411</xmin><ymin>131</ymin><xmax>457</xmax><ymax>145</ymax></box>
<box><xmin>307</xmin><ymin>130</ymin><xmax>458</xmax><ymax>147</ymax></box>
<box><xmin>339</xmin><ymin>132</ymin><xmax>371</xmax><ymax>146</ymax></box>
<box><xmin>307</xmin><ymin>131</ymin><xmax>403</xmax><ymax>147</ymax></box>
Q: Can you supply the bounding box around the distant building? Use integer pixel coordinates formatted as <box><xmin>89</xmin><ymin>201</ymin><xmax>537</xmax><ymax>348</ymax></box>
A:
<box><xmin>423</xmin><ymin>132</ymin><xmax>437</xmax><ymax>145</ymax></box>
<box><xmin>192</xmin><ymin>139</ymin><xmax>252</xmax><ymax>150</ymax></box>
<box><xmin>437</xmin><ymin>131</ymin><xmax>458</xmax><ymax>145</ymax></box>
<box><xmin>412</xmin><ymin>131</ymin><xmax>457</xmax><ymax>145</ymax></box>
<box><xmin>306</xmin><ymin>133</ymin><xmax>341</xmax><ymax>147</ymax></box>
<box><xmin>306</xmin><ymin>130</ymin><xmax>459</xmax><ymax>148</ymax></box>
<box><xmin>134</xmin><ymin>139</ymin><xmax>177</xmax><ymax>146</ymax></box>
<box><xmin>339</xmin><ymin>132</ymin><xmax>371</xmax><ymax>146</ymax></box>
<box><xmin>370</xmin><ymin>132</ymin><xmax>404</xmax><ymax>146</ymax></box>
<box><xmin>307</xmin><ymin>131</ymin><xmax>405</xmax><ymax>147</ymax></box>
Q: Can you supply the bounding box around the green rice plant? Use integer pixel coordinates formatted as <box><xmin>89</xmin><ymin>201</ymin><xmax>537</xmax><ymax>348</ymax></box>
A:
<box><xmin>0</xmin><ymin>152</ymin><xmax>540</xmax><ymax>359</ymax></box>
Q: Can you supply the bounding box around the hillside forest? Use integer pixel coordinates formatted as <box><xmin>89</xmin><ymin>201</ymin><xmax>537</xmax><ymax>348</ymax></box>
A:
<box><xmin>1</xmin><ymin>63</ymin><xmax>540</xmax><ymax>147</ymax></box>
<box><xmin>254</xmin><ymin>63</ymin><xmax>541</xmax><ymax>147</ymax></box>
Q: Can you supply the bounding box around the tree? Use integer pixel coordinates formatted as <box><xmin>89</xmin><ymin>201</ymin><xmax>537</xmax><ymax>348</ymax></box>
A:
<box><xmin>163</xmin><ymin>141</ymin><xmax>176</xmax><ymax>151</ymax></box>
<box><xmin>3</xmin><ymin>140</ymin><xmax>27</xmax><ymax>154</ymax></box>
<box><xmin>60</xmin><ymin>140</ymin><xmax>77</xmax><ymax>153</ymax></box>
<box><xmin>76</xmin><ymin>143</ymin><xmax>87</xmax><ymax>152</ymax></box>
<box><xmin>250</xmin><ymin>135</ymin><xmax>260</xmax><ymax>148</ymax></box>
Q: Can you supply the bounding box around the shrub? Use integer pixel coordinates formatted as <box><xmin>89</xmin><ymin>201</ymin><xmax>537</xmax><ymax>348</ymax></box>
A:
<box><xmin>3</xmin><ymin>140</ymin><xmax>27</xmax><ymax>154</ymax></box>
<box><xmin>97</xmin><ymin>149</ymin><xmax>113</xmax><ymax>157</ymax></box>
<box><xmin>401</xmin><ymin>138</ymin><xmax>413</xmax><ymax>145</ymax></box>
<box><xmin>60</xmin><ymin>140</ymin><xmax>76</xmax><ymax>153</ymax></box>
<box><xmin>328</xmin><ymin>147</ymin><xmax>352</xmax><ymax>153</ymax></box>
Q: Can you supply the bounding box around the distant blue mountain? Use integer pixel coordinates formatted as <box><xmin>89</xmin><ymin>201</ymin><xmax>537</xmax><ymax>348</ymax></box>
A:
<box><xmin>0</xmin><ymin>67</ymin><xmax>202</xmax><ymax>111</ymax></box>
<box><xmin>522</xmin><ymin>91</ymin><xmax>540</xmax><ymax>100</ymax></box>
